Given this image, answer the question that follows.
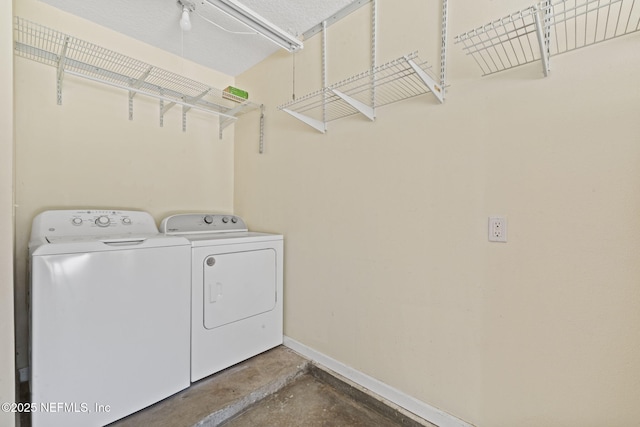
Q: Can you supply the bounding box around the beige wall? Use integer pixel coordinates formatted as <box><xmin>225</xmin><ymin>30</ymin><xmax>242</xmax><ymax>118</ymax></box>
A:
<box><xmin>1</xmin><ymin>0</ymin><xmax>15</xmax><ymax>425</ymax></box>
<box><xmin>235</xmin><ymin>0</ymin><xmax>640</xmax><ymax>426</ymax></box>
<box><xmin>8</xmin><ymin>0</ymin><xmax>640</xmax><ymax>425</ymax></box>
<box><xmin>13</xmin><ymin>0</ymin><xmax>237</xmax><ymax>368</ymax></box>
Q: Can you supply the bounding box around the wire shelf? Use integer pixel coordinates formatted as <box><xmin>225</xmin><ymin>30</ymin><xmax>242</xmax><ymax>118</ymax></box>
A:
<box><xmin>13</xmin><ymin>17</ymin><xmax>262</xmax><ymax>136</ymax></box>
<box><xmin>455</xmin><ymin>0</ymin><xmax>640</xmax><ymax>76</ymax></box>
<box><xmin>278</xmin><ymin>52</ymin><xmax>444</xmax><ymax>133</ymax></box>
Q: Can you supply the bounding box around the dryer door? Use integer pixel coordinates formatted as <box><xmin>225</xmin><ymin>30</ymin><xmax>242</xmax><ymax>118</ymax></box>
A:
<box><xmin>203</xmin><ymin>249</ymin><xmax>277</xmax><ymax>329</ymax></box>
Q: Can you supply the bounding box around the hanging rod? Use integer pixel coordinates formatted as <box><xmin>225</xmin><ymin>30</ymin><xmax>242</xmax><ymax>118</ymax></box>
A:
<box><xmin>455</xmin><ymin>0</ymin><xmax>640</xmax><ymax>76</ymax></box>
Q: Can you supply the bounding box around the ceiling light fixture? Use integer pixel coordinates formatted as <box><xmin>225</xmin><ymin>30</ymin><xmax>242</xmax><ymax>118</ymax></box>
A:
<box><xmin>178</xmin><ymin>0</ymin><xmax>195</xmax><ymax>32</ymax></box>
<box><xmin>180</xmin><ymin>8</ymin><xmax>192</xmax><ymax>31</ymax></box>
<box><xmin>203</xmin><ymin>0</ymin><xmax>303</xmax><ymax>52</ymax></box>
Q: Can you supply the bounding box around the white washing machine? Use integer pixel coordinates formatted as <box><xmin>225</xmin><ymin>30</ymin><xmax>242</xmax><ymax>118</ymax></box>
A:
<box><xmin>160</xmin><ymin>213</ymin><xmax>283</xmax><ymax>382</ymax></box>
<box><xmin>29</xmin><ymin>210</ymin><xmax>191</xmax><ymax>427</ymax></box>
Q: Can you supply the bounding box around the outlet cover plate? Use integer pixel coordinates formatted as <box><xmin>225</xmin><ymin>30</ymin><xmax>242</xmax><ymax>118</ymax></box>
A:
<box><xmin>489</xmin><ymin>216</ymin><xmax>507</xmax><ymax>242</ymax></box>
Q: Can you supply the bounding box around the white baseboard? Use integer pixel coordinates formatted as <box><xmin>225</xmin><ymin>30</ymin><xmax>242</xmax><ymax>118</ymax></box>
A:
<box><xmin>283</xmin><ymin>336</ymin><xmax>474</xmax><ymax>427</ymax></box>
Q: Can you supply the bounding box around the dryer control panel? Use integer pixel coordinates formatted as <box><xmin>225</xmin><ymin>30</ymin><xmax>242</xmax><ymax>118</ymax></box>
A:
<box><xmin>161</xmin><ymin>214</ymin><xmax>248</xmax><ymax>234</ymax></box>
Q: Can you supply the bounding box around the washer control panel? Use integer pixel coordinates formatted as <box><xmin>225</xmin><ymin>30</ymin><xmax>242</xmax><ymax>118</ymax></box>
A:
<box><xmin>160</xmin><ymin>213</ymin><xmax>248</xmax><ymax>234</ymax></box>
<box><xmin>31</xmin><ymin>210</ymin><xmax>159</xmax><ymax>239</ymax></box>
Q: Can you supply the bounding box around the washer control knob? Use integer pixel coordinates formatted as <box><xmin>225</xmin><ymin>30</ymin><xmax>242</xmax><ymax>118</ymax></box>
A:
<box><xmin>95</xmin><ymin>216</ymin><xmax>110</xmax><ymax>227</ymax></box>
<box><xmin>122</xmin><ymin>217</ymin><xmax>132</xmax><ymax>225</ymax></box>
<box><xmin>222</xmin><ymin>217</ymin><xmax>229</xmax><ymax>224</ymax></box>
<box><xmin>231</xmin><ymin>217</ymin><xmax>238</xmax><ymax>224</ymax></box>
<box><xmin>71</xmin><ymin>217</ymin><xmax>83</xmax><ymax>226</ymax></box>
<box><xmin>203</xmin><ymin>215</ymin><xmax>214</xmax><ymax>224</ymax></box>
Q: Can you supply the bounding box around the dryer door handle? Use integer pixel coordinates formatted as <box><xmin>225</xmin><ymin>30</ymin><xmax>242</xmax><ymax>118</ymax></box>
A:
<box><xmin>209</xmin><ymin>282</ymin><xmax>223</xmax><ymax>303</ymax></box>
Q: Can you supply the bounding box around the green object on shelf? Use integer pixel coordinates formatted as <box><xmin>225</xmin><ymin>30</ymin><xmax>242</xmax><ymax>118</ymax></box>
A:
<box><xmin>224</xmin><ymin>86</ymin><xmax>249</xmax><ymax>100</ymax></box>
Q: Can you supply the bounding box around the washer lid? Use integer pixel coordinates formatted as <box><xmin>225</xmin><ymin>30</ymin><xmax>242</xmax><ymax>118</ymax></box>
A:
<box><xmin>31</xmin><ymin>234</ymin><xmax>190</xmax><ymax>256</ymax></box>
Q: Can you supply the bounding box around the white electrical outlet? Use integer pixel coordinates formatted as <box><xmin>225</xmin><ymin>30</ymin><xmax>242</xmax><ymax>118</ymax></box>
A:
<box><xmin>488</xmin><ymin>216</ymin><xmax>507</xmax><ymax>242</ymax></box>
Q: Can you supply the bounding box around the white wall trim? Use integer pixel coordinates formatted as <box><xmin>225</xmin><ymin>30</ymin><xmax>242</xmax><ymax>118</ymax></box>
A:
<box><xmin>284</xmin><ymin>336</ymin><xmax>474</xmax><ymax>427</ymax></box>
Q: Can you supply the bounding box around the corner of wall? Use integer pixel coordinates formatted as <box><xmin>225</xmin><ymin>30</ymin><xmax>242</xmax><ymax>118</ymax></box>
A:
<box><xmin>1</xmin><ymin>0</ymin><xmax>16</xmax><ymax>426</ymax></box>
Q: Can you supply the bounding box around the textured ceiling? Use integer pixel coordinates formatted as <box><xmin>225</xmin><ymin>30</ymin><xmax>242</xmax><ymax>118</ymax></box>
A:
<box><xmin>40</xmin><ymin>0</ymin><xmax>353</xmax><ymax>76</ymax></box>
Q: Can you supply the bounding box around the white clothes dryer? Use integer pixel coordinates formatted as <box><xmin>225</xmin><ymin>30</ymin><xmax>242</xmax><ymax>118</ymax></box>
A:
<box><xmin>29</xmin><ymin>210</ymin><xmax>191</xmax><ymax>427</ymax></box>
<box><xmin>160</xmin><ymin>213</ymin><xmax>283</xmax><ymax>382</ymax></box>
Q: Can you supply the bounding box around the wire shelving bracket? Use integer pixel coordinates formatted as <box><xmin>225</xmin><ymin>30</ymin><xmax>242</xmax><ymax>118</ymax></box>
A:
<box><xmin>13</xmin><ymin>17</ymin><xmax>264</xmax><ymax>150</ymax></box>
<box><xmin>455</xmin><ymin>0</ymin><xmax>640</xmax><ymax>77</ymax></box>
<box><xmin>278</xmin><ymin>0</ymin><xmax>448</xmax><ymax>134</ymax></box>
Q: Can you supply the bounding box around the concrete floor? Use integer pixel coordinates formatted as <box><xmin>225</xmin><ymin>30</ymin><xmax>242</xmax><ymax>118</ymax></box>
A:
<box><xmin>23</xmin><ymin>346</ymin><xmax>436</xmax><ymax>427</ymax></box>
<box><xmin>113</xmin><ymin>346</ymin><xmax>435</xmax><ymax>427</ymax></box>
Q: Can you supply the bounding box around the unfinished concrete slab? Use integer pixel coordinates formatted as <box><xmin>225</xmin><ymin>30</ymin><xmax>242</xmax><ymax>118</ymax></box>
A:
<box><xmin>111</xmin><ymin>346</ymin><xmax>309</xmax><ymax>427</ymax></box>
<box><xmin>109</xmin><ymin>345</ymin><xmax>437</xmax><ymax>427</ymax></box>
<box><xmin>219</xmin><ymin>369</ymin><xmax>433</xmax><ymax>427</ymax></box>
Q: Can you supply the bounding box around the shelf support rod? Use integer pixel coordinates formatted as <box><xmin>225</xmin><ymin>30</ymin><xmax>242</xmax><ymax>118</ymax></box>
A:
<box><xmin>219</xmin><ymin>117</ymin><xmax>233</xmax><ymax>139</ymax></box>
<box><xmin>370</xmin><ymin>0</ymin><xmax>377</xmax><ymax>112</ymax></box>
<box><xmin>161</xmin><ymin>101</ymin><xmax>177</xmax><ymax>116</ymax></box>
<box><xmin>182</xmin><ymin>105</ymin><xmax>188</xmax><ymax>132</ymax></box>
<box><xmin>534</xmin><ymin>2</ymin><xmax>551</xmax><ymax>77</ymax></box>
<box><xmin>284</xmin><ymin>20</ymin><xmax>328</xmax><ymax>133</ymax></box>
<box><xmin>218</xmin><ymin>100</ymin><xmax>251</xmax><ymax>139</ymax></box>
<box><xmin>281</xmin><ymin>108</ymin><xmax>327</xmax><ymax>134</ymax></box>
<box><xmin>406</xmin><ymin>57</ymin><xmax>444</xmax><ymax>103</ymax></box>
<box><xmin>160</xmin><ymin>100</ymin><xmax>175</xmax><ymax>127</ymax></box>
<box><xmin>160</xmin><ymin>98</ymin><xmax>165</xmax><ymax>127</ymax></box>
<box><xmin>259</xmin><ymin>104</ymin><xmax>265</xmax><ymax>154</ymax></box>
<box><xmin>182</xmin><ymin>88</ymin><xmax>212</xmax><ymax>115</ymax></box>
<box><xmin>181</xmin><ymin>88</ymin><xmax>212</xmax><ymax>132</ymax></box>
<box><xmin>129</xmin><ymin>66</ymin><xmax>153</xmax><ymax>120</ymax></box>
<box><xmin>321</xmin><ymin>20</ymin><xmax>328</xmax><ymax>132</ymax></box>
<box><xmin>56</xmin><ymin>37</ymin><xmax>69</xmax><ymax>105</ymax></box>
<box><xmin>440</xmin><ymin>0</ymin><xmax>448</xmax><ymax>92</ymax></box>
<box><xmin>330</xmin><ymin>89</ymin><xmax>375</xmax><ymax>121</ymax></box>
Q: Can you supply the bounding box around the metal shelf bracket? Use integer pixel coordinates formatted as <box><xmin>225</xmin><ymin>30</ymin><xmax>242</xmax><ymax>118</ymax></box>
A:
<box><xmin>259</xmin><ymin>104</ymin><xmax>265</xmax><ymax>154</ymax></box>
<box><xmin>160</xmin><ymin>101</ymin><xmax>176</xmax><ymax>127</ymax></box>
<box><xmin>218</xmin><ymin>101</ymin><xmax>248</xmax><ymax>138</ymax></box>
<box><xmin>56</xmin><ymin>37</ymin><xmax>69</xmax><ymax>105</ymax></box>
<box><xmin>159</xmin><ymin>99</ymin><xmax>165</xmax><ymax>127</ymax></box>
<box><xmin>331</xmin><ymin>89</ymin><xmax>375</xmax><ymax>120</ymax></box>
<box><xmin>129</xmin><ymin>66</ymin><xmax>153</xmax><ymax>120</ymax></box>
<box><xmin>406</xmin><ymin>57</ymin><xmax>445</xmax><ymax>103</ymax></box>
<box><xmin>533</xmin><ymin>2</ymin><xmax>552</xmax><ymax>76</ymax></box>
<box><xmin>281</xmin><ymin>108</ymin><xmax>327</xmax><ymax>133</ymax></box>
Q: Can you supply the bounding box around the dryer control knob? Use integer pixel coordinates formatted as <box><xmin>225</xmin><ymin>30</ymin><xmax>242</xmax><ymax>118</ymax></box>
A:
<box><xmin>122</xmin><ymin>217</ymin><xmax>132</xmax><ymax>225</ymax></box>
<box><xmin>71</xmin><ymin>217</ymin><xmax>83</xmax><ymax>226</ymax></box>
<box><xmin>95</xmin><ymin>216</ymin><xmax>110</xmax><ymax>227</ymax></box>
<box><xmin>231</xmin><ymin>217</ymin><xmax>238</xmax><ymax>223</ymax></box>
<box><xmin>203</xmin><ymin>215</ymin><xmax>214</xmax><ymax>224</ymax></box>
<box><xmin>222</xmin><ymin>217</ymin><xmax>229</xmax><ymax>224</ymax></box>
